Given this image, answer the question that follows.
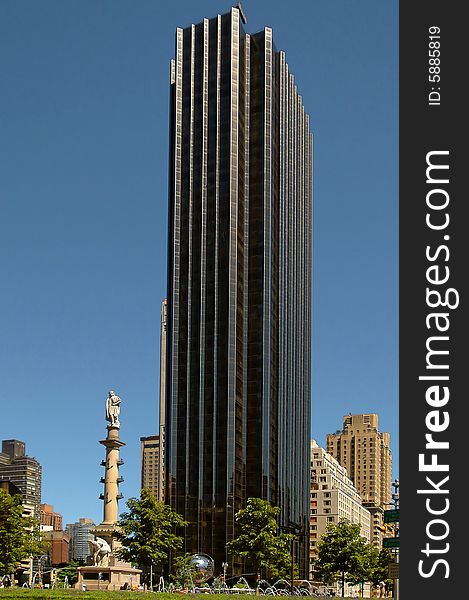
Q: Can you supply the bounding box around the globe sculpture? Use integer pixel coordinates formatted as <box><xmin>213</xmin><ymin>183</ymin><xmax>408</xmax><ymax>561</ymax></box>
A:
<box><xmin>190</xmin><ymin>553</ymin><xmax>215</xmax><ymax>583</ymax></box>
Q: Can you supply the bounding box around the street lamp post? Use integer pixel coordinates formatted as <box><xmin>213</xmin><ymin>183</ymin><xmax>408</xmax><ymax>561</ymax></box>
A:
<box><xmin>38</xmin><ymin>554</ymin><xmax>47</xmax><ymax>588</ymax></box>
<box><xmin>280</xmin><ymin>521</ymin><xmax>304</xmax><ymax>597</ymax></box>
<box><xmin>221</xmin><ymin>562</ymin><xmax>228</xmax><ymax>589</ymax></box>
<box><xmin>28</xmin><ymin>556</ymin><xmax>33</xmax><ymax>588</ymax></box>
<box><xmin>290</xmin><ymin>535</ymin><xmax>294</xmax><ymax>596</ymax></box>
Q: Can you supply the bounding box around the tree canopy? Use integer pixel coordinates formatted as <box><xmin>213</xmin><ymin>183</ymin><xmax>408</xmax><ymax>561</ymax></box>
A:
<box><xmin>171</xmin><ymin>553</ymin><xmax>202</xmax><ymax>589</ymax></box>
<box><xmin>226</xmin><ymin>497</ymin><xmax>294</xmax><ymax>581</ymax></box>
<box><xmin>57</xmin><ymin>560</ymin><xmax>80</xmax><ymax>586</ymax></box>
<box><xmin>113</xmin><ymin>488</ymin><xmax>187</xmax><ymax>586</ymax></box>
<box><xmin>315</xmin><ymin>520</ymin><xmax>378</xmax><ymax>597</ymax></box>
<box><xmin>371</xmin><ymin>548</ymin><xmax>394</xmax><ymax>588</ymax></box>
<box><xmin>0</xmin><ymin>490</ymin><xmax>42</xmax><ymax>576</ymax></box>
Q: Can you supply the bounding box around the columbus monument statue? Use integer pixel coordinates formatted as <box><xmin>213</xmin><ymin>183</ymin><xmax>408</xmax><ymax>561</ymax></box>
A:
<box><xmin>76</xmin><ymin>390</ymin><xmax>141</xmax><ymax>590</ymax></box>
<box><xmin>99</xmin><ymin>390</ymin><xmax>125</xmax><ymax>526</ymax></box>
<box><xmin>105</xmin><ymin>390</ymin><xmax>121</xmax><ymax>428</ymax></box>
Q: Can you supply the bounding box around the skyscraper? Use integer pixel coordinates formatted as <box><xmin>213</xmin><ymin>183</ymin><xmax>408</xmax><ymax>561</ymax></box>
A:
<box><xmin>326</xmin><ymin>414</ymin><xmax>392</xmax><ymax>547</ymax></box>
<box><xmin>140</xmin><ymin>435</ymin><xmax>163</xmax><ymax>499</ymax></box>
<box><xmin>0</xmin><ymin>439</ymin><xmax>42</xmax><ymax>517</ymax></box>
<box><xmin>326</xmin><ymin>414</ymin><xmax>392</xmax><ymax>508</ymax></box>
<box><xmin>165</xmin><ymin>4</ymin><xmax>312</xmax><ymax>577</ymax></box>
<box><xmin>66</xmin><ymin>518</ymin><xmax>95</xmax><ymax>563</ymax></box>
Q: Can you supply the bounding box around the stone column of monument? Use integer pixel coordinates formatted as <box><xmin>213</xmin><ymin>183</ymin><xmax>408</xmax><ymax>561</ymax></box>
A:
<box><xmin>95</xmin><ymin>390</ymin><xmax>124</xmax><ymax>546</ymax></box>
<box><xmin>77</xmin><ymin>391</ymin><xmax>141</xmax><ymax>590</ymax></box>
<box><xmin>100</xmin><ymin>408</ymin><xmax>124</xmax><ymax>524</ymax></box>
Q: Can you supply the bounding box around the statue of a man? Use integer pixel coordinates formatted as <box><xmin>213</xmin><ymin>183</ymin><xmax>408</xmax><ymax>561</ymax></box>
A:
<box><xmin>105</xmin><ymin>390</ymin><xmax>121</xmax><ymax>428</ymax></box>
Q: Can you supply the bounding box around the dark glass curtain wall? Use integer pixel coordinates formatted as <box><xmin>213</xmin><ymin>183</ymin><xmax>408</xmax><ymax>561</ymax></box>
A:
<box><xmin>166</xmin><ymin>6</ymin><xmax>312</xmax><ymax>578</ymax></box>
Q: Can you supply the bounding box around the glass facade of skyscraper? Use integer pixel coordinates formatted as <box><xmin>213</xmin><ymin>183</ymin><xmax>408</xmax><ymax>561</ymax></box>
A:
<box><xmin>166</xmin><ymin>6</ymin><xmax>312</xmax><ymax>577</ymax></box>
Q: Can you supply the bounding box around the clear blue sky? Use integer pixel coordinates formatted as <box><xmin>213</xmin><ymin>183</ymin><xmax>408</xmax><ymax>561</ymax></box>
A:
<box><xmin>0</xmin><ymin>0</ymin><xmax>398</xmax><ymax>527</ymax></box>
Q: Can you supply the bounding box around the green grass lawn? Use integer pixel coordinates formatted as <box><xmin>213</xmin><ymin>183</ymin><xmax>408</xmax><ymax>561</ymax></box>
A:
<box><xmin>0</xmin><ymin>592</ymin><xmax>360</xmax><ymax>600</ymax></box>
<box><xmin>0</xmin><ymin>591</ymin><xmax>138</xmax><ymax>599</ymax></box>
<box><xmin>0</xmin><ymin>592</ymin><xmax>237</xmax><ymax>599</ymax></box>
<box><xmin>0</xmin><ymin>592</ymin><xmax>376</xmax><ymax>600</ymax></box>
<box><xmin>0</xmin><ymin>591</ymin><xmax>215</xmax><ymax>598</ymax></box>
<box><xmin>0</xmin><ymin>591</ymin><xmax>135</xmax><ymax>599</ymax></box>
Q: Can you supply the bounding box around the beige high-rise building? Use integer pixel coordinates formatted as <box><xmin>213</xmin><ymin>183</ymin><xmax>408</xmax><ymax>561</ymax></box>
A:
<box><xmin>326</xmin><ymin>414</ymin><xmax>392</xmax><ymax>547</ymax></box>
<box><xmin>326</xmin><ymin>414</ymin><xmax>392</xmax><ymax>507</ymax></box>
<box><xmin>140</xmin><ymin>435</ymin><xmax>163</xmax><ymax>500</ymax></box>
<box><xmin>310</xmin><ymin>441</ymin><xmax>371</xmax><ymax>573</ymax></box>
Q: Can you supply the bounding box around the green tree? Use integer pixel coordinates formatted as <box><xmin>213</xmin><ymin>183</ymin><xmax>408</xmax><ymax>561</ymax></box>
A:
<box><xmin>0</xmin><ymin>490</ymin><xmax>43</xmax><ymax>577</ymax></box>
<box><xmin>56</xmin><ymin>560</ymin><xmax>80</xmax><ymax>587</ymax></box>
<box><xmin>370</xmin><ymin>548</ymin><xmax>394</xmax><ymax>593</ymax></box>
<box><xmin>226</xmin><ymin>497</ymin><xmax>294</xmax><ymax>582</ymax></box>
<box><xmin>315</xmin><ymin>520</ymin><xmax>376</xmax><ymax>597</ymax></box>
<box><xmin>171</xmin><ymin>553</ymin><xmax>200</xmax><ymax>588</ymax></box>
<box><xmin>113</xmin><ymin>488</ymin><xmax>187</xmax><ymax>587</ymax></box>
<box><xmin>346</xmin><ymin>538</ymin><xmax>379</xmax><ymax>596</ymax></box>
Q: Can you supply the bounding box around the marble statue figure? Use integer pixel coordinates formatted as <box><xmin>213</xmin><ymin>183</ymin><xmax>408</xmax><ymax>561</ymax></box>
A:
<box><xmin>89</xmin><ymin>536</ymin><xmax>112</xmax><ymax>566</ymax></box>
<box><xmin>105</xmin><ymin>390</ymin><xmax>121</xmax><ymax>428</ymax></box>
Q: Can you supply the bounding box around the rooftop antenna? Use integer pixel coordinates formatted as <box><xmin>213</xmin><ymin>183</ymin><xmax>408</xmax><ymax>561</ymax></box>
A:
<box><xmin>235</xmin><ymin>2</ymin><xmax>248</xmax><ymax>25</ymax></box>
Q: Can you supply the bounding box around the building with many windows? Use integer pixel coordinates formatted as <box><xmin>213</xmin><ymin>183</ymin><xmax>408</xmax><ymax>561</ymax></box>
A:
<box><xmin>65</xmin><ymin>518</ymin><xmax>95</xmax><ymax>563</ymax></box>
<box><xmin>310</xmin><ymin>441</ymin><xmax>371</xmax><ymax>561</ymax></box>
<box><xmin>165</xmin><ymin>3</ymin><xmax>312</xmax><ymax>576</ymax></box>
<box><xmin>326</xmin><ymin>414</ymin><xmax>392</xmax><ymax>547</ymax></box>
<box><xmin>40</xmin><ymin>504</ymin><xmax>63</xmax><ymax>531</ymax></box>
<box><xmin>140</xmin><ymin>435</ymin><xmax>163</xmax><ymax>499</ymax></box>
<box><xmin>310</xmin><ymin>441</ymin><xmax>372</xmax><ymax>596</ymax></box>
<box><xmin>0</xmin><ymin>439</ymin><xmax>42</xmax><ymax>517</ymax></box>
